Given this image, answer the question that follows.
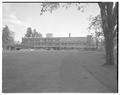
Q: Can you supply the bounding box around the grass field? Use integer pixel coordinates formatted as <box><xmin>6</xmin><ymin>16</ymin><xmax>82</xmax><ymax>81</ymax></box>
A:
<box><xmin>2</xmin><ymin>50</ymin><xmax>118</xmax><ymax>93</ymax></box>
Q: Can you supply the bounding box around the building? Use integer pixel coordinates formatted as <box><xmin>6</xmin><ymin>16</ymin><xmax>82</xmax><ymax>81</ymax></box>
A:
<box><xmin>21</xmin><ymin>36</ymin><xmax>96</xmax><ymax>50</ymax></box>
<box><xmin>46</xmin><ymin>33</ymin><xmax>53</xmax><ymax>38</ymax></box>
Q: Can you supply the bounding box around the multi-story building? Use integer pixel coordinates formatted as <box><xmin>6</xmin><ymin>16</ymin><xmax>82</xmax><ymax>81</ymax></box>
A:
<box><xmin>21</xmin><ymin>36</ymin><xmax>96</xmax><ymax>50</ymax></box>
<box><xmin>46</xmin><ymin>33</ymin><xmax>53</xmax><ymax>38</ymax></box>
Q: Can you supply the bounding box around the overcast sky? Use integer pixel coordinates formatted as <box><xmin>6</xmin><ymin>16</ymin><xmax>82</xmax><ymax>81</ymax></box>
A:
<box><xmin>2</xmin><ymin>3</ymin><xmax>100</xmax><ymax>42</ymax></box>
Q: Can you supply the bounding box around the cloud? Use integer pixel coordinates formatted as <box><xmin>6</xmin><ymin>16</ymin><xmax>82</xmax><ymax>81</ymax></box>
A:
<box><xmin>3</xmin><ymin>13</ymin><xmax>30</xmax><ymax>30</ymax></box>
<box><xmin>8</xmin><ymin>13</ymin><xmax>32</xmax><ymax>28</ymax></box>
<box><xmin>9</xmin><ymin>13</ymin><xmax>22</xmax><ymax>25</ymax></box>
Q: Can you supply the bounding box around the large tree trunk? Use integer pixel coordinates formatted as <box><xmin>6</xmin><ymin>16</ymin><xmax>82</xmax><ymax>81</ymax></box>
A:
<box><xmin>98</xmin><ymin>2</ymin><xmax>118</xmax><ymax>65</ymax></box>
<box><xmin>105</xmin><ymin>36</ymin><xmax>114</xmax><ymax>65</ymax></box>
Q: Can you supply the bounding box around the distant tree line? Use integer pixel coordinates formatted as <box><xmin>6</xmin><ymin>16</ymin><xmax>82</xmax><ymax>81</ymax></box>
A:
<box><xmin>25</xmin><ymin>27</ymin><xmax>42</xmax><ymax>38</ymax></box>
<box><xmin>2</xmin><ymin>25</ymin><xmax>42</xmax><ymax>50</ymax></box>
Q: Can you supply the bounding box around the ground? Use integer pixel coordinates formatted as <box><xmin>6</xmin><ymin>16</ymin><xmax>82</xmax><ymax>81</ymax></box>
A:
<box><xmin>2</xmin><ymin>50</ymin><xmax>118</xmax><ymax>93</ymax></box>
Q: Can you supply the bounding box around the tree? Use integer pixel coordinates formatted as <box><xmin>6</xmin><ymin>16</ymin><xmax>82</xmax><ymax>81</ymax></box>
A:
<box><xmin>32</xmin><ymin>29</ymin><xmax>42</xmax><ymax>38</ymax></box>
<box><xmin>40</xmin><ymin>2</ymin><xmax>118</xmax><ymax>65</ymax></box>
<box><xmin>32</xmin><ymin>29</ymin><xmax>39</xmax><ymax>37</ymax></box>
<box><xmin>25</xmin><ymin>27</ymin><xmax>32</xmax><ymax>37</ymax></box>
<box><xmin>86</xmin><ymin>35</ymin><xmax>94</xmax><ymax>49</ymax></box>
<box><xmin>88</xmin><ymin>15</ymin><xmax>103</xmax><ymax>49</ymax></box>
<box><xmin>40</xmin><ymin>3</ymin><xmax>86</xmax><ymax>15</ymax></box>
<box><xmin>88</xmin><ymin>3</ymin><xmax>118</xmax><ymax>65</ymax></box>
<box><xmin>98</xmin><ymin>2</ymin><xmax>118</xmax><ymax>65</ymax></box>
<box><xmin>38</xmin><ymin>33</ymin><xmax>42</xmax><ymax>37</ymax></box>
<box><xmin>32</xmin><ymin>29</ymin><xmax>37</xmax><ymax>37</ymax></box>
<box><xmin>2</xmin><ymin>25</ymin><xmax>14</xmax><ymax>49</ymax></box>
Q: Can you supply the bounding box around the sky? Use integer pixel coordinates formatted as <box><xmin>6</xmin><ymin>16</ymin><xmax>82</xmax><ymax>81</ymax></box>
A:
<box><xmin>2</xmin><ymin>3</ymin><xmax>100</xmax><ymax>42</ymax></box>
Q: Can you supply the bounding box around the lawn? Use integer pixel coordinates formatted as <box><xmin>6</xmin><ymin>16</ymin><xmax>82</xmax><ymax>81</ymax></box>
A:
<box><xmin>2</xmin><ymin>50</ymin><xmax>118</xmax><ymax>93</ymax></box>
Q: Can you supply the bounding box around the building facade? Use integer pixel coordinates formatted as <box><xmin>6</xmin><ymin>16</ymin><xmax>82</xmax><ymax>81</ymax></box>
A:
<box><xmin>21</xmin><ymin>36</ymin><xmax>96</xmax><ymax>50</ymax></box>
<box><xmin>46</xmin><ymin>33</ymin><xmax>53</xmax><ymax>38</ymax></box>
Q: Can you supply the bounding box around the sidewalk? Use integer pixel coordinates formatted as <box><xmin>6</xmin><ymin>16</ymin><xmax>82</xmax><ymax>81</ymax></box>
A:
<box><xmin>75</xmin><ymin>51</ymin><xmax>118</xmax><ymax>93</ymax></box>
<box><xmin>83</xmin><ymin>65</ymin><xmax>118</xmax><ymax>92</ymax></box>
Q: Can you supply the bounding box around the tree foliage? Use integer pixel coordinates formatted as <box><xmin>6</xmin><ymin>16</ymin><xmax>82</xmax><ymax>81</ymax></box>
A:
<box><xmin>88</xmin><ymin>15</ymin><xmax>104</xmax><ymax>49</ymax></box>
<box><xmin>88</xmin><ymin>15</ymin><xmax>102</xmax><ymax>35</ymax></box>
<box><xmin>32</xmin><ymin>29</ymin><xmax>37</xmax><ymax>37</ymax></box>
<box><xmin>32</xmin><ymin>29</ymin><xmax>42</xmax><ymax>37</ymax></box>
<box><xmin>25</xmin><ymin>27</ymin><xmax>42</xmax><ymax>38</ymax></box>
<box><xmin>40</xmin><ymin>3</ymin><xmax>60</xmax><ymax>15</ymax></box>
<box><xmin>2</xmin><ymin>25</ymin><xmax>14</xmax><ymax>48</ymax></box>
<box><xmin>25</xmin><ymin>27</ymin><xmax>32</xmax><ymax>37</ymax></box>
<box><xmin>40</xmin><ymin>3</ymin><xmax>86</xmax><ymax>15</ymax></box>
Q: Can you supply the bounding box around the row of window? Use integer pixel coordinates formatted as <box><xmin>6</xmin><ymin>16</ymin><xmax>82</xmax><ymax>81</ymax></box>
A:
<box><xmin>23</xmin><ymin>38</ymin><xmax>60</xmax><ymax>42</ymax></box>
<box><xmin>23</xmin><ymin>38</ymin><xmax>87</xmax><ymax>43</ymax></box>
<box><xmin>24</xmin><ymin>42</ymin><xmax>86</xmax><ymax>46</ymax></box>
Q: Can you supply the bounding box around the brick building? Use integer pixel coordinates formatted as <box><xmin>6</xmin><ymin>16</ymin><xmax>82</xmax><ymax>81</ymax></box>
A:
<box><xmin>21</xmin><ymin>36</ymin><xmax>96</xmax><ymax>50</ymax></box>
